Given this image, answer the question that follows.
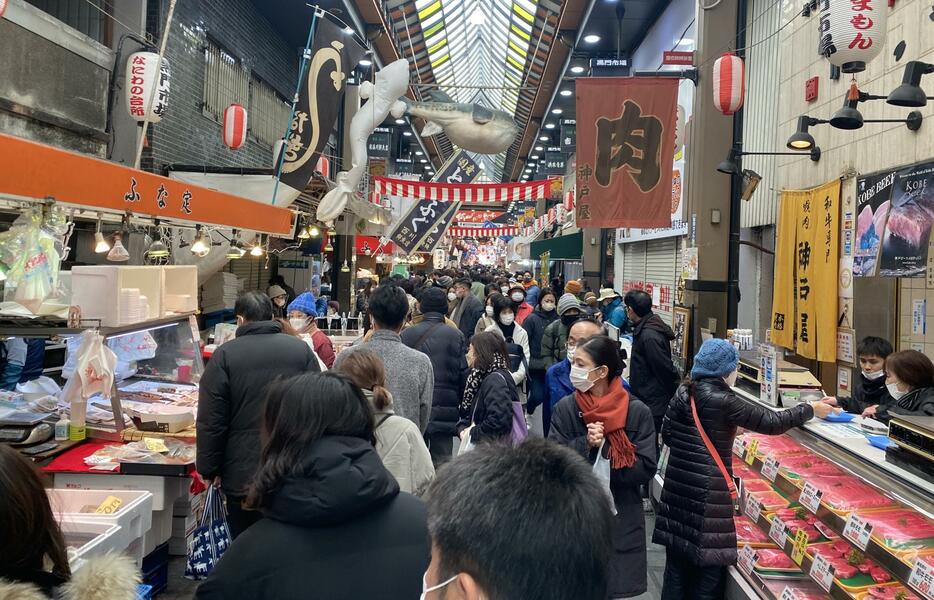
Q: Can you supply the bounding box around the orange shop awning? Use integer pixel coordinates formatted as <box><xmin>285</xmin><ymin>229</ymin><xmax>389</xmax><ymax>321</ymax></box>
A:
<box><xmin>0</xmin><ymin>133</ymin><xmax>294</xmax><ymax>235</ymax></box>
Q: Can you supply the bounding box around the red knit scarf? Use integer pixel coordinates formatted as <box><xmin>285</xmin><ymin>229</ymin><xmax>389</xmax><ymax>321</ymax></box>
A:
<box><xmin>575</xmin><ymin>378</ymin><xmax>637</xmax><ymax>468</ymax></box>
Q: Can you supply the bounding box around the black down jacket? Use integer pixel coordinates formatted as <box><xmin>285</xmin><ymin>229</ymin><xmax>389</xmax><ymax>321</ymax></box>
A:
<box><xmin>456</xmin><ymin>368</ymin><xmax>517</xmax><ymax>443</ymax></box>
<box><xmin>196</xmin><ymin>321</ymin><xmax>319</xmax><ymax>497</ymax></box>
<box><xmin>401</xmin><ymin>312</ymin><xmax>468</xmax><ymax>437</ymax></box>
<box><xmin>196</xmin><ymin>436</ymin><xmax>430</xmax><ymax>600</ymax></box>
<box><xmin>652</xmin><ymin>378</ymin><xmax>814</xmax><ymax>566</ymax></box>
<box><xmin>629</xmin><ymin>314</ymin><xmax>681</xmax><ymax>418</ymax></box>
<box><xmin>522</xmin><ymin>306</ymin><xmax>558</xmax><ymax>373</ymax></box>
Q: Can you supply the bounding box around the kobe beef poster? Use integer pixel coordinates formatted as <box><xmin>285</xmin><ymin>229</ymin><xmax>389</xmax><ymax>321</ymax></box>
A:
<box><xmin>853</xmin><ymin>171</ymin><xmax>896</xmax><ymax>277</ymax></box>
<box><xmin>878</xmin><ymin>161</ymin><xmax>934</xmax><ymax>277</ymax></box>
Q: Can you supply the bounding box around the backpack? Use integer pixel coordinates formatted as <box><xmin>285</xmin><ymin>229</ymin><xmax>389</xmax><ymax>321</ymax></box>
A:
<box><xmin>504</xmin><ymin>337</ymin><xmax>527</xmax><ymax>373</ymax></box>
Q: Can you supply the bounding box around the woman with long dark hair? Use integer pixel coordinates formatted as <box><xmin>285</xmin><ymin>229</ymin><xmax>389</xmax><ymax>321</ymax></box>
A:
<box><xmin>457</xmin><ymin>331</ymin><xmax>519</xmax><ymax>446</ymax></box>
<box><xmin>549</xmin><ymin>335</ymin><xmax>657</xmax><ymax>599</ymax></box>
<box><xmin>197</xmin><ymin>372</ymin><xmax>430</xmax><ymax>599</ymax></box>
<box><xmin>0</xmin><ymin>445</ymin><xmax>139</xmax><ymax>599</ymax></box>
<box><xmin>870</xmin><ymin>349</ymin><xmax>934</xmax><ymax>421</ymax></box>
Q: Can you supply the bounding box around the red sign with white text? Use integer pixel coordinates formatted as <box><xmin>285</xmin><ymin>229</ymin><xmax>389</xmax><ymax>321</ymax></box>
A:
<box><xmin>662</xmin><ymin>51</ymin><xmax>695</xmax><ymax>66</ymax></box>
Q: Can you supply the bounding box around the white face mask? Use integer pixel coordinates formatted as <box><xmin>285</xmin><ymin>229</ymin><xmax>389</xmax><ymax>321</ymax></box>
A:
<box><xmin>500</xmin><ymin>313</ymin><xmax>515</xmax><ymax>326</ymax></box>
<box><xmin>570</xmin><ymin>365</ymin><xmax>598</xmax><ymax>392</ymax></box>
<box><xmin>485</xmin><ymin>305</ymin><xmax>494</xmax><ymax>317</ymax></box>
<box><xmin>541</xmin><ymin>301</ymin><xmax>556</xmax><ymax>312</ymax></box>
<box><xmin>500</xmin><ymin>286</ymin><xmax>509</xmax><ymax>294</ymax></box>
<box><xmin>887</xmin><ymin>382</ymin><xmax>908</xmax><ymax>400</ymax></box>
<box><xmin>864</xmin><ymin>369</ymin><xmax>885</xmax><ymax>380</ymax></box>
<box><xmin>448</xmin><ymin>292</ymin><xmax>457</xmax><ymax>302</ymax></box>
<box><xmin>420</xmin><ymin>573</ymin><xmax>458</xmax><ymax>600</ymax></box>
<box><xmin>289</xmin><ymin>317</ymin><xmax>307</xmax><ymax>331</ymax></box>
<box><xmin>511</xmin><ymin>292</ymin><xmax>524</xmax><ymax>302</ymax></box>
<box><xmin>566</xmin><ymin>344</ymin><xmax>577</xmax><ymax>360</ymax></box>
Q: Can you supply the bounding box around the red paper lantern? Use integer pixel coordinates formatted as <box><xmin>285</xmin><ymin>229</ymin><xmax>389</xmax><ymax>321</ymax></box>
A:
<box><xmin>817</xmin><ymin>0</ymin><xmax>887</xmax><ymax>73</ymax></box>
<box><xmin>713</xmin><ymin>53</ymin><xmax>745</xmax><ymax>116</ymax></box>
<box><xmin>0</xmin><ymin>0</ymin><xmax>8</xmax><ymax>18</ymax></box>
<box><xmin>222</xmin><ymin>103</ymin><xmax>247</xmax><ymax>150</ymax></box>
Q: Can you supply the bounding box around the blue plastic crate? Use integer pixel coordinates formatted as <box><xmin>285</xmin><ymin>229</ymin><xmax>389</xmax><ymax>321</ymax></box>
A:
<box><xmin>136</xmin><ymin>584</ymin><xmax>153</xmax><ymax>600</ymax></box>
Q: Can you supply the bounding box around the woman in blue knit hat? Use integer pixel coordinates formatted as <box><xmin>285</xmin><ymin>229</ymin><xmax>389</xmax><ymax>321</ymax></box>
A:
<box><xmin>652</xmin><ymin>338</ymin><xmax>832</xmax><ymax>600</ymax></box>
<box><xmin>283</xmin><ymin>292</ymin><xmax>335</xmax><ymax>369</ymax></box>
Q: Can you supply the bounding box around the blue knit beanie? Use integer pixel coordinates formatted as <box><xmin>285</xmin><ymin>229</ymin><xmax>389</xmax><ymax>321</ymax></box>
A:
<box><xmin>690</xmin><ymin>338</ymin><xmax>739</xmax><ymax>379</ymax></box>
<box><xmin>287</xmin><ymin>292</ymin><xmax>318</xmax><ymax>317</ymax></box>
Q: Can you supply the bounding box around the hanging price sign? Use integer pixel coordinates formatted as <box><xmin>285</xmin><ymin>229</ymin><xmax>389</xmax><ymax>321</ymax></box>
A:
<box><xmin>770</xmin><ymin>516</ymin><xmax>789</xmax><ymax>547</ymax></box>
<box><xmin>843</xmin><ymin>513</ymin><xmax>873</xmax><ymax>551</ymax></box>
<box><xmin>761</xmin><ymin>454</ymin><xmax>780</xmax><ymax>482</ymax></box>
<box><xmin>810</xmin><ymin>552</ymin><xmax>835</xmax><ymax>592</ymax></box>
<box><xmin>733</xmin><ymin>437</ymin><xmax>747</xmax><ymax>458</ymax></box>
<box><xmin>737</xmin><ymin>544</ymin><xmax>758</xmax><ymax>575</ymax></box>
<box><xmin>908</xmin><ymin>558</ymin><xmax>934</xmax><ymax>600</ymax></box>
<box><xmin>744</xmin><ymin>438</ymin><xmax>760</xmax><ymax>465</ymax></box>
<box><xmin>799</xmin><ymin>481</ymin><xmax>824</xmax><ymax>514</ymax></box>
<box><xmin>791</xmin><ymin>529</ymin><xmax>809</xmax><ymax>565</ymax></box>
<box><xmin>744</xmin><ymin>493</ymin><xmax>763</xmax><ymax>521</ymax></box>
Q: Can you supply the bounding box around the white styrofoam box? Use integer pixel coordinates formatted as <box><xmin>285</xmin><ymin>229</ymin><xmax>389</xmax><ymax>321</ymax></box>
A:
<box><xmin>60</xmin><ymin>519</ymin><xmax>124</xmax><ymax>570</ymax></box>
<box><xmin>48</xmin><ymin>488</ymin><xmax>153</xmax><ymax>554</ymax></box>
<box><xmin>70</xmin><ymin>266</ymin><xmax>164</xmax><ymax>326</ymax></box>
<box><xmin>52</xmin><ymin>473</ymin><xmax>186</xmax><ymax>511</ymax></box>
<box><xmin>143</xmin><ymin>506</ymin><xmax>175</xmax><ymax>557</ymax></box>
<box><xmin>173</xmin><ymin>489</ymin><xmax>205</xmax><ymax>517</ymax></box>
<box><xmin>163</xmin><ymin>266</ymin><xmax>198</xmax><ymax>315</ymax></box>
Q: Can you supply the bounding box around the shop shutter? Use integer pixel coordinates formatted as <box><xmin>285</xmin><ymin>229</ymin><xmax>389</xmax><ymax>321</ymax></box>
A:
<box><xmin>623</xmin><ymin>241</ymin><xmax>646</xmax><ymax>289</ymax></box>
<box><xmin>645</xmin><ymin>237</ymin><xmax>678</xmax><ymax>324</ymax></box>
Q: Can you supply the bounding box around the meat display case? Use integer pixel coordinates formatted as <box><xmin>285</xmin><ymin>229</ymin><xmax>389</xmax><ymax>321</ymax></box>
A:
<box><xmin>653</xmin><ymin>381</ymin><xmax>934</xmax><ymax>600</ymax></box>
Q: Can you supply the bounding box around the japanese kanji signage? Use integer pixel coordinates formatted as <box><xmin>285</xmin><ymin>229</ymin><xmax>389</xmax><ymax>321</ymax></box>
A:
<box><xmin>367</xmin><ymin>127</ymin><xmax>391</xmax><ymax>158</ymax></box>
<box><xmin>125</xmin><ymin>52</ymin><xmax>170</xmax><ymax>123</ymax></box>
<box><xmin>771</xmin><ymin>180</ymin><xmax>840</xmax><ymax>361</ymax></box>
<box><xmin>456</xmin><ymin>210</ymin><xmax>504</xmax><ymax>224</ymax></box>
<box><xmin>277</xmin><ymin>18</ymin><xmax>364</xmax><ymax>192</ymax></box>
<box><xmin>575</xmin><ymin>77</ymin><xmax>678</xmax><ymax>228</ymax></box>
<box><xmin>560</xmin><ymin>120</ymin><xmax>576</xmax><ymax>154</ymax></box>
<box><xmin>542</xmin><ymin>147</ymin><xmax>566</xmax><ymax>176</ymax></box>
<box><xmin>389</xmin><ymin>199</ymin><xmax>451</xmax><ymax>254</ymax></box>
<box><xmin>354</xmin><ymin>235</ymin><xmax>393</xmax><ymax>255</ymax></box>
<box><xmin>817</xmin><ymin>0</ymin><xmax>888</xmax><ymax>74</ymax></box>
<box><xmin>434</xmin><ymin>150</ymin><xmax>479</xmax><ymax>184</ymax></box>
<box><xmin>418</xmin><ymin>202</ymin><xmax>461</xmax><ymax>253</ymax></box>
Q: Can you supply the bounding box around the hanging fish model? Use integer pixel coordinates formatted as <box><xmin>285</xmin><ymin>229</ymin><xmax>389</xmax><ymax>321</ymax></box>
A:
<box><xmin>403</xmin><ymin>91</ymin><xmax>519</xmax><ymax>155</ymax></box>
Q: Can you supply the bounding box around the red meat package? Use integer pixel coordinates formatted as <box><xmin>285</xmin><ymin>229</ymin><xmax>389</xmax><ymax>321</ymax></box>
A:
<box><xmin>755</xmin><ymin>548</ymin><xmax>797</xmax><ymax>570</ymax></box>
<box><xmin>731</xmin><ymin>460</ymin><xmax>758</xmax><ymax>480</ymax></box>
<box><xmin>808</xmin><ymin>542</ymin><xmax>892</xmax><ymax>583</ymax></box>
<box><xmin>860</xmin><ymin>509</ymin><xmax>934</xmax><ymax>552</ymax></box>
<box><xmin>750</xmin><ymin>489</ymin><xmax>791</xmax><ymax>510</ymax></box>
<box><xmin>743</xmin><ymin>433</ymin><xmax>807</xmax><ymax>457</ymax></box>
<box><xmin>741</xmin><ymin>479</ymin><xmax>775</xmax><ymax>493</ymax></box>
<box><xmin>863</xmin><ymin>584</ymin><xmax>922</xmax><ymax>599</ymax></box>
<box><xmin>777</xmin><ymin>454</ymin><xmax>847</xmax><ymax>480</ymax></box>
<box><xmin>735</xmin><ymin>515</ymin><xmax>770</xmax><ymax>544</ymax></box>
<box><xmin>803</xmin><ymin>475</ymin><xmax>895</xmax><ymax>512</ymax></box>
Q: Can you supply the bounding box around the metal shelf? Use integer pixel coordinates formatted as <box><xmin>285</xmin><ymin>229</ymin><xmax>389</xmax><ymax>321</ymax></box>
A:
<box><xmin>0</xmin><ymin>313</ymin><xmax>195</xmax><ymax>338</ymax></box>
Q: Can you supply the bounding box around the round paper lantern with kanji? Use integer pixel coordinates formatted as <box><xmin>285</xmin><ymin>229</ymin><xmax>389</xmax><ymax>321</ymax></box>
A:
<box><xmin>713</xmin><ymin>53</ymin><xmax>744</xmax><ymax>115</ymax></box>
<box><xmin>125</xmin><ymin>52</ymin><xmax>170</xmax><ymax>122</ymax></box>
<box><xmin>222</xmin><ymin>103</ymin><xmax>248</xmax><ymax>150</ymax></box>
<box><xmin>818</xmin><ymin>0</ymin><xmax>888</xmax><ymax>73</ymax></box>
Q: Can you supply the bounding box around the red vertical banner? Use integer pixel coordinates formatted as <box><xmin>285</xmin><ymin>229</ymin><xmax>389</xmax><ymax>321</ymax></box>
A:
<box><xmin>575</xmin><ymin>77</ymin><xmax>678</xmax><ymax>228</ymax></box>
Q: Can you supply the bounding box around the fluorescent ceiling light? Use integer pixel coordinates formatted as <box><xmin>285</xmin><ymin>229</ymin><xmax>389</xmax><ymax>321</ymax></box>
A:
<box><xmin>535</xmin><ymin>146</ymin><xmax>544</xmax><ymax>151</ymax></box>
<box><xmin>539</xmin><ymin>135</ymin><xmax>549</xmax><ymax>141</ymax></box>
<box><xmin>395</xmin><ymin>118</ymin><xmax>405</xmax><ymax>125</ymax></box>
<box><xmin>560</xmin><ymin>89</ymin><xmax>573</xmax><ymax>96</ymax></box>
<box><xmin>359</xmin><ymin>58</ymin><xmax>372</xmax><ymax>66</ymax></box>
<box><xmin>570</xmin><ymin>65</ymin><xmax>585</xmax><ymax>74</ymax></box>
<box><xmin>415</xmin><ymin>151</ymin><xmax>424</xmax><ymax>156</ymax></box>
<box><xmin>583</xmin><ymin>34</ymin><xmax>601</xmax><ymax>44</ymax></box>
<box><xmin>545</xmin><ymin>123</ymin><xmax>556</xmax><ymax>129</ymax></box>
<box><xmin>531</xmin><ymin>154</ymin><xmax>539</xmax><ymax>159</ymax></box>
<box><xmin>403</xmin><ymin>131</ymin><xmax>412</xmax><ymax>136</ymax></box>
<box><xmin>552</xmin><ymin>108</ymin><xmax>563</xmax><ymax>115</ymax></box>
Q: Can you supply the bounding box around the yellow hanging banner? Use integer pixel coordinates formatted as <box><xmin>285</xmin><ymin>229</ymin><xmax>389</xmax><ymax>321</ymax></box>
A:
<box><xmin>771</xmin><ymin>195</ymin><xmax>797</xmax><ymax>349</ymax></box>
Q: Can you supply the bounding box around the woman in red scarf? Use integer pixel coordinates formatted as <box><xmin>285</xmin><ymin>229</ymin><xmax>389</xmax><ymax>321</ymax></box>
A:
<box><xmin>549</xmin><ymin>335</ymin><xmax>658</xmax><ymax>599</ymax></box>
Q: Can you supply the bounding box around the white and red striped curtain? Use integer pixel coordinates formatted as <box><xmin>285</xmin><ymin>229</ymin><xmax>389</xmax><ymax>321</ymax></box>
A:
<box><xmin>448</xmin><ymin>226</ymin><xmax>519</xmax><ymax>238</ymax></box>
<box><xmin>372</xmin><ymin>177</ymin><xmax>557</xmax><ymax>204</ymax></box>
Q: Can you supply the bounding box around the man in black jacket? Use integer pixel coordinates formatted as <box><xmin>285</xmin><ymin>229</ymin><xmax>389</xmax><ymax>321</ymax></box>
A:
<box><xmin>450</xmin><ymin>278</ymin><xmax>484</xmax><ymax>342</ymax></box>
<box><xmin>402</xmin><ymin>287</ymin><xmax>468</xmax><ymax>465</ymax></box>
<box><xmin>625</xmin><ymin>290</ymin><xmax>680</xmax><ymax>438</ymax></box>
<box><xmin>196</xmin><ymin>291</ymin><xmax>319</xmax><ymax>538</ymax></box>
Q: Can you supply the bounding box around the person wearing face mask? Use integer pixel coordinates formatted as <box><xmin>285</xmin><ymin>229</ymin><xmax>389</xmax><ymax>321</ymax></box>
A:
<box><xmin>868</xmin><ymin>350</ymin><xmax>934</xmax><ymax>422</ymax></box>
<box><xmin>821</xmin><ymin>337</ymin><xmax>893</xmax><ymax>415</ymax></box>
<box><xmin>653</xmin><ymin>339</ymin><xmax>830</xmax><ymax>600</ymax></box>
<box><xmin>281</xmin><ymin>292</ymin><xmax>335</xmax><ymax>369</ymax></box>
<box><xmin>267</xmin><ymin>285</ymin><xmax>288</xmax><ymax>319</ymax></box>
<box><xmin>456</xmin><ymin>332</ymin><xmax>519</xmax><ymax>446</ymax></box>
<box><xmin>541</xmin><ymin>293</ymin><xmax>583</xmax><ymax>371</ymax></box>
<box><xmin>597</xmin><ymin>288</ymin><xmax>629</xmax><ymax>330</ymax></box>
<box><xmin>522</xmin><ymin>272</ymin><xmax>541</xmax><ymax>307</ymax></box>
<box><xmin>506</xmin><ymin>284</ymin><xmax>533</xmax><ymax>326</ymax></box>
<box><xmin>474</xmin><ymin>292</ymin><xmax>499</xmax><ymax>337</ymax></box>
<box><xmin>520</xmin><ymin>290</ymin><xmax>558</xmax><ymax>432</ymax></box>
<box><xmin>197</xmin><ymin>291</ymin><xmax>320</xmax><ymax>539</ymax></box>
<box><xmin>549</xmin><ymin>335</ymin><xmax>657</xmax><ymax>599</ymax></box>
<box><xmin>485</xmin><ymin>294</ymin><xmax>531</xmax><ymax>393</ymax></box>
<box><xmin>450</xmin><ymin>278</ymin><xmax>484</xmax><ymax>342</ymax></box>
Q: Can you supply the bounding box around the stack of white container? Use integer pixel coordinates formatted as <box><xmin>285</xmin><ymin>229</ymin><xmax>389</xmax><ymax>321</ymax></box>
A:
<box><xmin>118</xmin><ymin>289</ymin><xmax>149</xmax><ymax>325</ymax></box>
<box><xmin>201</xmin><ymin>272</ymin><xmax>241</xmax><ymax>314</ymax></box>
<box><xmin>169</xmin><ymin>486</ymin><xmax>205</xmax><ymax>555</ymax></box>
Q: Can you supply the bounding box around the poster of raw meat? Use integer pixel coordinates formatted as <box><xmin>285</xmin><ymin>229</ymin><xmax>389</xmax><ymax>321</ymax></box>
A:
<box><xmin>853</xmin><ymin>170</ymin><xmax>896</xmax><ymax>276</ymax></box>
<box><xmin>879</xmin><ymin>161</ymin><xmax>934</xmax><ymax>277</ymax></box>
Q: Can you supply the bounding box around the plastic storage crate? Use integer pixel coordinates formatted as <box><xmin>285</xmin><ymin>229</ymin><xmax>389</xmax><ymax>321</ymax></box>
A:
<box><xmin>61</xmin><ymin>519</ymin><xmax>123</xmax><ymax>570</ymax></box>
<box><xmin>70</xmin><ymin>266</ymin><xmax>164</xmax><ymax>326</ymax></box>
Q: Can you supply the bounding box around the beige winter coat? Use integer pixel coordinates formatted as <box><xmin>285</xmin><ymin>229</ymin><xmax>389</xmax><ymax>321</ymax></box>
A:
<box><xmin>0</xmin><ymin>554</ymin><xmax>139</xmax><ymax>600</ymax></box>
<box><xmin>363</xmin><ymin>390</ymin><xmax>435</xmax><ymax>495</ymax></box>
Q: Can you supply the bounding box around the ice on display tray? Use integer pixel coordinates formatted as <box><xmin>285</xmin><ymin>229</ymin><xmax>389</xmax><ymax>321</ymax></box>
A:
<box><xmin>800</xmin><ymin>475</ymin><xmax>897</xmax><ymax>513</ymax></box>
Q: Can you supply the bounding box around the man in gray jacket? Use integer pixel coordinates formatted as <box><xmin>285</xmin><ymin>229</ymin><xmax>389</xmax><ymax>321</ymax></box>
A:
<box><xmin>334</xmin><ymin>284</ymin><xmax>434</xmax><ymax>432</ymax></box>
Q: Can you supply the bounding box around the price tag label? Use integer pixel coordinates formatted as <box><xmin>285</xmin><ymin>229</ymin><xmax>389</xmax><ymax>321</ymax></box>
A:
<box><xmin>733</xmin><ymin>437</ymin><xmax>747</xmax><ymax>458</ymax></box>
<box><xmin>744</xmin><ymin>438</ymin><xmax>760</xmax><ymax>465</ymax></box>
<box><xmin>761</xmin><ymin>454</ymin><xmax>780</xmax><ymax>482</ymax></box>
<box><xmin>94</xmin><ymin>495</ymin><xmax>123</xmax><ymax>514</ymax></box>
<box><xmin>737</xmin><ymin>544</ymin><xmax>758</xmax><ymax>575</ymax></box>
<box><xmin>770</xmin><ymin>515</ymin><xmax>789</xmax><ymax>547</ymax></box>
<box><xmin>744</xmin><ymin>493</ymin><xmax>763</xmax><ymax>521</ymax></box>
<box><xmin>799</xmin><ymin>481</ymin><xmax>823</xmax><ymax>514</ymax></box>
<box><xmin>908</xmin><ymin>557</ymin><xmax>934</xmax><ymax>600</ymax></box>
<box><xmin>809</xmin><ymin>552</ymin><xmax>835</xmax><ymax>592</ymax></box>
<box><xmin>791</xmin><ymin>528</ymin><xmax>809</xmax><ymax>565</ymax></box>
<box><xmin>143</xmin><ymin>437</ymin><xmax>169</xmax><ymax>453</ymax></box>
<box><xmin>843</xmin><ymin>513</ymin><xmax>873</xmax><ymax>551</ymax></box>
<box><xmin>779</xmin><ymin>587</ymin><xmax>800</xmax><ymax>600</ymax></box>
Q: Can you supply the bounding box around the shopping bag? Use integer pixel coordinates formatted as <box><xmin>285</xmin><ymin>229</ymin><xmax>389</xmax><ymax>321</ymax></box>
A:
<box><xmin>184</xmin><ymin>485</ymin><xmax>232</xmax><ymax>580</ymax></box>
<box><xmin>593</xmin><ymin>440</ymin><xmax>617</xmax><ymax>516</ymax></box>
<box><xmin>457</xmin><ymin>426</ymin><xmax>475</xmax><ymax>456</ymax></box>
<box><xmin>510</xmin><ymin>401</ymin><xmax>528</xmax><ymax>446</ymax></box>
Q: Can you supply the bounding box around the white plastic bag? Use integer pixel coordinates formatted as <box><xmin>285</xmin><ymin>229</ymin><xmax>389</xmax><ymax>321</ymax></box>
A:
<box><xmin>593</xmin><ymin>440</ymin><xmax>617</xmax><ymax>516</ymax></box>
<box><xmin>60</xmin><ymin>331</ymin><xmax>117</xmax><ymax>433</ymax></box>
<box><xmin>457</xmin><ymin>427</ymin><xmax>475</xmax><ymax>456</ymax></box>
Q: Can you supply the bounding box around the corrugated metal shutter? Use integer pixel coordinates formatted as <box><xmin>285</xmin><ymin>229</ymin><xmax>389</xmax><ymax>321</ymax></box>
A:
<box><xmin>645</xmin><ymin>238</ymin><xmax>678</xmax><ymax>325</ymax></box>
<box><xmin>623</xmin><ymin>242</ymin><xmax>646</xmax><ymax>288</ymax></box>
<box><xmin>740</xmin><ymin>0</ymin><xmax>782</xmax><ymax>228</ymax></box>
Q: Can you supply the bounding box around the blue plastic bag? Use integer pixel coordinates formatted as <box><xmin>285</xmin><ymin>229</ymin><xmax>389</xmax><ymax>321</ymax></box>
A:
<box><xmin>184</xmin><ymin>486</ymin><xmax>231</xmax><ymax>580</ymax></box>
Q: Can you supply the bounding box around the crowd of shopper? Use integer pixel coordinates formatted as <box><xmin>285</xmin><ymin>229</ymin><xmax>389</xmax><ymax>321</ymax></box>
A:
<box><xmin>6</xmin><ymin>264</ymin><xmax>933</xmax><ymax>600</ymax></box>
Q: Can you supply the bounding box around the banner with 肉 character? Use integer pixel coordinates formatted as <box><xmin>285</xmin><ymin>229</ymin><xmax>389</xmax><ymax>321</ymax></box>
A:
<box><xmin>878</xmin><ymin>160</ymin><xmax>934</xmax><ymax>277</ymax></box>
<box><xmin>575</xmin><ymin>77</ymin><xmax>678</xmax><ymax>228</ymax></box>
